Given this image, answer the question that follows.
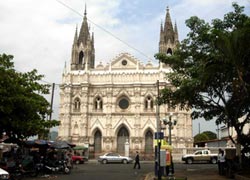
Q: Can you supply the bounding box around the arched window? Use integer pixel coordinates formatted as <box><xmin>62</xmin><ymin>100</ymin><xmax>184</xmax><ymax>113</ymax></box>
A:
<box><xmin>167</xmin><ymin>48</ymin><xmax>172</xmax><ymax>55</ymax></box>
<box><xmin>94</xmin><ymin>96</ymin><xmax>103</xmax><ymax>110</ymax></box>
<box><xmin>145</xmin><ymin>96</ymin><xmax>153</xmax><ymax>110</ymax></box>
<box><xmin>73</xmin><ymin>98</ymin><xmax>81</xmax><ymax>112</ymax></box>
<box><xmin>79</xmin><ymin>51</ymin><xmax>84</xmax><ymax>64</ymax></box>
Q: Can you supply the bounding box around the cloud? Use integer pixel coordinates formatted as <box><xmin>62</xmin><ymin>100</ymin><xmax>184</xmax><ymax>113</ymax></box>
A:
<box><xmin>0</xmin><ymin>0</ymin><xmax>248</xmax><ymax>127</ymax></box>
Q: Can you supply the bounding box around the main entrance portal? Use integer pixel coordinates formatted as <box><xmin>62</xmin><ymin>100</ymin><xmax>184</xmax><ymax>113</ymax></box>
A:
<box><xmin>117</xmin><ymin>127</ymin><xmax>129</xmax><ymax>154</ymax></box>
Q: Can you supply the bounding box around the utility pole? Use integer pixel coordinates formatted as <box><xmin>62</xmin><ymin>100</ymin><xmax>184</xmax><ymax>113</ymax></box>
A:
<box><xmin>156</xmin><ymin>80</ymin><xmax>161</xmax><ymax>180</ymax></box>
<box><xmin>49</xmin><ymin>83</ymin><xmax>55</xmax><ymax>120</ymax></box>
<box><xmin>48</xmin><ymin>83</ymin><xmax>55</xmax><ymax>140</ymax></box>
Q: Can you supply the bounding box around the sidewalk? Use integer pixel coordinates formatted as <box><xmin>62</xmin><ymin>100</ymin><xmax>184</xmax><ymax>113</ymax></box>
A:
<box><xmin>144</xmin><ymin>167</ymin><xmax>231</xmax><ymax>180</ymax></box>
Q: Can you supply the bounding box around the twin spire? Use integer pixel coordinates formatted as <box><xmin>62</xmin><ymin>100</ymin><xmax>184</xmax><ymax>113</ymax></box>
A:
<box><xmin>70</xmin><ymin>5</ymin><xmax>179</xmax><ymax>71</ymax></box>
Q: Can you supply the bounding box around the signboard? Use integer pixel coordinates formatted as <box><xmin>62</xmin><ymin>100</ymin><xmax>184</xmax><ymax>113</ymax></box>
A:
<box><xmin>154</xmin><ymin>132</ymin><xmax>164</xmax><ymax>139</ymax></box>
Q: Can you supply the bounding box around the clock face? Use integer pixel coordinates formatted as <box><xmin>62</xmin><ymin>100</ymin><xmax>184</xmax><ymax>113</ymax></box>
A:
<box><xmin>121</xmin><ymin>60</ymin><xmax>127</xmax><ymax>66</ymax></box>
<box><xmin>118</xmin><ymin>98</ymin><xmax>129</xmax><ymax>109</ymax></box>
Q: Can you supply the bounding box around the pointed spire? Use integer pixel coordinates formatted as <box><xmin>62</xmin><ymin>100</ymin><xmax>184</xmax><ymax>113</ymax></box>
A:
<box><xmin>74</xmin><ymin>25</ymin><xmax>78</xmax><ymax>44</ymax></box>
<box><xmin>63</xmin><ymin>61</ymin><xmax>67</xmax><ymax>74</ymax></box>
<box><xmin>159</xmin><ymin>6</ymin><xmax>178</xmax><ymax>54</ymax></box>
<box><xmin>159</xmin><ymin>20</ymin><xmax>164</xmax><ymax>44</ymax></box>
<box><xmin>160</xmin><ymin>20</ymin><xmax>163</xmax><ymax>32</ymax></box>
<box><xmin>164</xmin><ymin>6</ymin><xmax>174</xmax><ymax>32</ymax></box>
<box><xmin>92</xmin><ymin>32</ymin><xmax>94</xmax><ymax>45</ymax></box>
<box><xmin>174</xmin><ymin>21</ymin><xmax>178</xmax><ymax>34</ymax></box>
<box><xmin>84</xmin><ymin>3</ymin><xmax>87</xmax><ymax>16</ymax></box>
<box><xmin>174</xmin><ymin>21</ymin><xmax>179</xmax><ymax>42</ymax></box>
<box><xmin>78</xmin><ymin>3</ymin><xmax>90</xmax><ymax>46</ymax></box>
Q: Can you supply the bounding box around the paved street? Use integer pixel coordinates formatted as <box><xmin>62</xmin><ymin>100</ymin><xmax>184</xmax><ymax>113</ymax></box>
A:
<box><xmin>22</xmin><ymin>161</ymin><xmax>230</xmax><ymax>180</ymax></box>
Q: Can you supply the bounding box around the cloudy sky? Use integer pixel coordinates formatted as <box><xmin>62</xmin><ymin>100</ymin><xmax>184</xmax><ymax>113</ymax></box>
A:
<box><xmin>0</xmin><ymin>0</ymin><xmax>249</xmax><ymax>136</ymax></box>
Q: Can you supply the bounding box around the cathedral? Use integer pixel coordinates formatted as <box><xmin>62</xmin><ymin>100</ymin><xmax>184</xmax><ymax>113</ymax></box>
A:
<box><xmin>58</xmin><ymin>7</ymin><xmax>193</xmax><ymax>157</ymax></box>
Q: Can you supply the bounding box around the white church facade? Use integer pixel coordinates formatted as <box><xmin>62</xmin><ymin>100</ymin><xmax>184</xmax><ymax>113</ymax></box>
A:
<box><xmin>58</xmin><ymin>7</ymin><xmax>193</xmax><ymax>157</ymax></box>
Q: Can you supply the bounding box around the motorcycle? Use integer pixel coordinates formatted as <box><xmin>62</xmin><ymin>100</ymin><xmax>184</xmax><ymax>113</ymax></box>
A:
<box><xmin>41</xmin><ymin>158</ymin><xmax>71</xmax><ymax>175</ymax></box>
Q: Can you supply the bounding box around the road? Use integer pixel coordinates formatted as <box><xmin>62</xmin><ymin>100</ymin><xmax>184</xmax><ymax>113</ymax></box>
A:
<box><xmin>23</xmin><ymin>161</ymin><xmax>222</xmax><ymax>180</ymax></box>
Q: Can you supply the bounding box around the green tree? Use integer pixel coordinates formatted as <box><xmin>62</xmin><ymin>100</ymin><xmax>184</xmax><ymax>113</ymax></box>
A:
<box><xmin>194</xmin><ymin>131</ymin><xmax>217</xmax><ymax>144</ymax></box>
<box><xmin>194</xmin><ymin>133</ymin><xmax>209</xmax><ymax>143</ymax></box>
<box><xmin>203</xmin><ymin>131</ymin><xmax>217</xmax><ymax>140</ymax></box>
<box><xmin>155</xmin><ymin>3</ymin><xmax>250</xmax><ymax>153</ymax></box>
<box><xmin>0</xmin><ymin>54</ymin><xmax>59</xmax><ymax>141</ymax></box>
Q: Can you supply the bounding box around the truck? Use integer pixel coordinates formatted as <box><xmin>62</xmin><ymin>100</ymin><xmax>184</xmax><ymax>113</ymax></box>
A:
<box><xmin>182</xmin><ymin>149</ymin><xmax>218</xmax><ymax>164</ymax></box>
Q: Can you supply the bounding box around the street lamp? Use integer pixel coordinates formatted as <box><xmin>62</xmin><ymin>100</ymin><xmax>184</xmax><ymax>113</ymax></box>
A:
<box><xmin>163</xmin><ymin>112</ymin><xmax>177</xmax><ymax>145</ymax></box>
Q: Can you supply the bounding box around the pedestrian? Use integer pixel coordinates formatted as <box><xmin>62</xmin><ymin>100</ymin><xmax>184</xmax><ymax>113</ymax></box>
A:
<box><xmin>218</xmin><ymin>148</ymin><xmax>225</xmax><ymax>175</ymax></box>
<box><xmin>133</xmin><ymin>151</ymin><xmax>140</xmax><ymax>169</ymax></box>
<box><xmin>165</xmin><ymin>154</ymin><xmax>174</xmax><ymax>176</ymax></box>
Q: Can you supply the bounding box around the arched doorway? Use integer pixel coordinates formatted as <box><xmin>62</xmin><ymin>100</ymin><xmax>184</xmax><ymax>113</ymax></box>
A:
<box><xmin>94</xmin><ymin>130</ymin><xmax>102</xmax><ymax>153</ymax></box>
<box><xmin>145</xmin><ymin>130</ymin><xmax>153</xmax><ymax>153</ymax></box>
<box><xmin>117</xmin><ymin>127</ymin><xmax>129</xmax><ymax>154</ymax></box>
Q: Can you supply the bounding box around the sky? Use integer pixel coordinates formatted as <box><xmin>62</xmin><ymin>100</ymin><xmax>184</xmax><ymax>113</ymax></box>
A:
<box><xmin>0</xmin><ymin>0</ymin><xmax>249</xmax><ymax>136</ymax></box>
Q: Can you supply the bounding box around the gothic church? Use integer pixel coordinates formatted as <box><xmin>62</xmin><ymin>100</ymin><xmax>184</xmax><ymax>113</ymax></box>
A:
<box><xmin>58</xmin><ymin>7</ymin><xmax>193</xmax><ymax>156</ymax></box>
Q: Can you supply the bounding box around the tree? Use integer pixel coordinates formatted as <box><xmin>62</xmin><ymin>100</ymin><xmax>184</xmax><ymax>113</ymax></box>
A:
<box><xmin>203</xmin><ymin>131</ymin><xmax>217</xmax><ymax>140</ymax></box>
<box><xmin>194</xmin><ymin>131</ymin><xmax>217</xmax><ymax>144</ymax></box>
<box><xmin>194</xmin><ymin>133</ymin><xmax>209</xmax><ymax>143</ymax></box>
<box><xmin>0</xmin><ymin>54</ymin><xmax>59</xmax><ymax>141</ymax></box>
<box><xmin>155</xmin><ymin>3</ymin><xmax>250</xmax><ymax>153</ymax></box>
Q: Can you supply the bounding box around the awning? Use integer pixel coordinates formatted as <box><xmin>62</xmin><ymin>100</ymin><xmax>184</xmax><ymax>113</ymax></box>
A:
<box><xmin>73</xmin><ymin>145</ymin><xmax>88</xmax><ymax>150</ymax></box>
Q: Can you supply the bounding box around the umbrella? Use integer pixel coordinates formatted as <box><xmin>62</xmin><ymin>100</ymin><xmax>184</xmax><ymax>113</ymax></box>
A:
<box><xmin>73</xmin><ymin>145</ymin><xmax>88</xmax><ymax>150</ymax></box>
<box><xmin>34</xmin><ymin>139</ymin><xmax>48</xmax><ymax>145</ymax></box>
<box><xmin>51</xmin><ymin>141</ymin><xmax>71</xmax><ymax>149</ymax></box>
<box><xmin>24</xmin><ymin>139</ymin><xmax>49</xmax><ymax>148</ymax></box>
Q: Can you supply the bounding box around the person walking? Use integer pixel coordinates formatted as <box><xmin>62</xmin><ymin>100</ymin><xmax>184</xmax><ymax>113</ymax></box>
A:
<box><xmin>133</xmin><ymin>151</ymin><xmax>140</xmax><ymax>169</ymax></box>
<box><xmin>218</xmin><ymin>148</ymin><xmax>225</xmax><ymax>175</ymax></box>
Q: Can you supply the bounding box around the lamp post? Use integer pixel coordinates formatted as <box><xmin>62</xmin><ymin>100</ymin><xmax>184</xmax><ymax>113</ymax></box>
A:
<box><xmin>163</xmin><ymin>112</ymin><xmax>177</xmax><ymax>145</ymax></box>
<box><xmin>163</xmin><ymin>112</ymin><xmax>177</xmax><ymax>176</ymax></box>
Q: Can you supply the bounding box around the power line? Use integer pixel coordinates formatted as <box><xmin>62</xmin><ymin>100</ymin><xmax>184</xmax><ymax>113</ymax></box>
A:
<box><xmin>55</xmin><ymin>0</ymin><xmax>153</xmax><ymax>61</ymax></box>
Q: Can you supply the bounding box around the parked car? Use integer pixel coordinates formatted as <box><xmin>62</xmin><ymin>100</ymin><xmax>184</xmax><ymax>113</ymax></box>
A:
<box><xmin>71</xmin><ymin>155</ymin><xmax>85</xmax><ymax>164</ymax></box>
<box><xmin>182</xmin><ymin>149</ymin><xmax>218</xmax><ymax>164</ymax></box>
<box><xmin>98</xmin><ymin>153</ymin><xmax>133</xmax><ymax>164</ymax></box>
<box><xmin>0</xmin><ymin>168</ymin><xmax>9</xmax><ymax>180</ymax></box>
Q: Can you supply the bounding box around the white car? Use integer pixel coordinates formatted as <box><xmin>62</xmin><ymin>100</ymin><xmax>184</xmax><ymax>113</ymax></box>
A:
<box><xmin>0</xmin><ymin>168</ymin><xmax>9</xmax><ymax>180</ymax></box>
<box><xmin>98</xmin><ymin>153</ymin><xmax>133</xmax><ymax>164</ymax></box>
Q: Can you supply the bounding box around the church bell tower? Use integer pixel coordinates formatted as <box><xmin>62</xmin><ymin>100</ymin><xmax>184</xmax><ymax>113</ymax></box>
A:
<box><xmin>70</xmin><ymin>6</ymin><xmax>95</xmax><ymax>71</ymax></box>
<box><xmin>159</xmin><ymin>7</ymin><xmax>179</xmax><ymax>55</ymax></box>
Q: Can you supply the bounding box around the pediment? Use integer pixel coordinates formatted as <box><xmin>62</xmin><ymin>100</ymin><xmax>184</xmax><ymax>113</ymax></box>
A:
<box><xmin>110</xmin><ymin>53</ymin><xmax>139</xmax><ymax>70</ymax></box>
